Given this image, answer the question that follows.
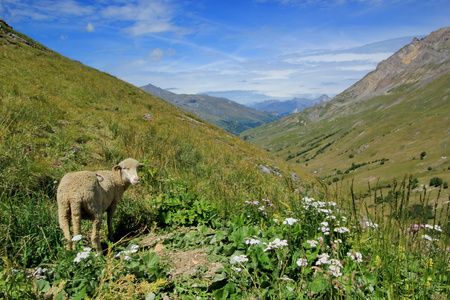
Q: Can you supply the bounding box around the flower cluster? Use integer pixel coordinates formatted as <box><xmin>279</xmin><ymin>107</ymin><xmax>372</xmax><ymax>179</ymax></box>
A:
<box><xmin>307</xmin><ymin>239</ymin><xmax>319</xmax><ymax>248</ymax></box>
<box><xmin>296</xmin><ymin>258</ymin><xmax>308</xmax><ymax>267</ymax></box>
<box><xmin>231</xmin><ymin>255</ymin><xmax>249</xmax><ymax>264</ymax></box>
<box><xmin>283</xmin><ymin>218</ymin><xmax>298</xmax><ymax>226</ymax></box>
<box><xmin>334</xmin><ymin>226</ymin><xmax>350</xmax><ymax>234</ymax></box>
<box><xmin>320</xmin><ymin>221</ymin><xmax>330</xmax><ymax>235</ymax></box>
<box><xmin>74</xmin><ymin>247</ymin><xmax>93</xmax><ymax>263</ymax></box>
<box><xmin>244</xmin><ymin>199</ymin><xmax>274</xmax><ymax>216</ymax></box>
<box><xmin>363</xmin><ymin>221</ymin><xmax>379</xmax><ymax>229</ymax></box>
<box><xmin>407</xmin><ymin>223</ymin><xmax>442</xmax><ymax>233</ymax></box>
<box><xmin>315</xmin><ymin>253</ymin><xmax>343</xmax><ymax>277</ymax></box>
<box><xmin>263</xmin><ymin>238</ymin><xmax>288</xmax><ymax>252</ymax></box>
<box><xmin>347</xmin><ymin>251</ymin><xmax>363</xmax><ymax>263</ymax></box>
<box><xmin>245</xmin><ymin>238</ymin><xmax>261</xmax><ymax>245</ymax></box>
<box><xmin>115</xmin><ymin>244</ymin><xmax>139</xmax><ymax>260</ymax></box>
<box><xmin>422</xmin><ymin>234</ymin><xmax>439</xmax><ymax>242</ymax></box>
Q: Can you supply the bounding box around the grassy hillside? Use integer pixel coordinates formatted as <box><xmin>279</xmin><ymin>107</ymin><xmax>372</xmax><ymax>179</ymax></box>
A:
<box><xmin>1</xmin><ymin>22</ymin><xmax>449</xmax><ymax>299</ymax></box>
<box><xmin>241</xmin><ymin>27</ymin><xmax>450</xmax><ymax>204</ymax></box>
<box><xmin>0</xmin><ymin>21</ymin><xmax>303</xmax><ymax>201</ymax></box>
<box><xmin>241</xmin><ymin>72</ymin><xmax>449</xmax><ymax>203</ymax></box>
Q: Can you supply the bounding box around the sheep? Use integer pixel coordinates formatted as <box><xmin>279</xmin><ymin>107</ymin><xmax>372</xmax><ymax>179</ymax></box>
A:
<box><xmin>57</xmin><ymin>158</ymin><xmax>144</xmax><ymax>252</ymax></box>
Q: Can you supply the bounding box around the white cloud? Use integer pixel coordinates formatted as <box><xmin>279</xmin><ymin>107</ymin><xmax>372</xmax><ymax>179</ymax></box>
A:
<box><xmin>284</xmin><ymin>52</ymin><xmax>392</xmax><ymax>64</ymax></box>
<box><xmin>100</xmin><ymin>0</ymin><xmax>191</xmax><ymax>37</ymax></box>
<box><xmin>339</xmin><ymin>65</ymin><xmax>377</xmax><ymax>71</ymax></box>
<box><xmin>150</xmin><ymin>48</ymin><xmax>164</xmax><ymax>61</ymax></box>
<box><xmin>4</xmin><ymin>0</ymin><xmax>95</xmax><ymax>20</ymax></box>
<box><xmin>253</xmin><ymin>69</ymin><xmax>298</xmax><ymax>80</ymax></box>
<box><xmin>85</xmin><ymin>22</ymin><xmax>94</xmax><ymax>32</ymax></box>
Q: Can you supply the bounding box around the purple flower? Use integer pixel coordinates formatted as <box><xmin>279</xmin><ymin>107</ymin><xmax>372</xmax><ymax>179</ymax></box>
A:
<box><xmin>152</xmin><ymin>162</ymin><xmax>157</xmax><ymax>165</ymax></box>
<box><xmin>73</xmin><ymin>147</ymin><xmax>78</xmax><ymax>151</ymax></box>
<box><xmin>25</xmin><ymin>152</ymin><xmax>30</xmax><ymax>155</ymax></box>
<box><xmin>56</xmin><ymin>162</ymin><xmax>61</xmax><ymax>166</ymax></box>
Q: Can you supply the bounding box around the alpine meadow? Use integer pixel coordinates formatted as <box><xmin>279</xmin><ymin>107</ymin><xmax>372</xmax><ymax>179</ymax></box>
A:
<box><xmin>1</xmin><ymin>20</ymin><xmax>449</xmax><ymax>300</ymax></box>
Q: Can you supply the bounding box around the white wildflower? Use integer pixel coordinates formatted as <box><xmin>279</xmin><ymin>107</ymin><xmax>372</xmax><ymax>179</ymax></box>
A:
<box><xmin>316</xmin><ymin>253</ymin><xmax>330</xmax><ymax>265</ymax></box>
<box><xmin>329</xmin><ymin>265</ymin><xmax>342</xmax><ymax>277</ymax></box>
<box><xmin>425</xmin><ymin>224</ymin><xmax>442</xmax><ymax>232</ymax></box>
<box><xmin>307</xmin><ymin>240</ymin><xmax>319</xmax><ymax>248</ymax></box>
<box><xmin>115</xmin><ymin>244</ymin><xmax>139</xmax><ymax>258</ymax></box>
<box><xmin>280</xmin><ymin>275</ymin><xmax>294</xmax><ymax>281</ymax></box>
<box><xmin>422</xmin><ymin>234</ymin><xmax>439</xmax><ymax>242</ymax></box>
<box><xmin>71</xmin><ymin>235</ymin><xmax>82</xmax><ymax>242</ymax></box>
<box><xmin>333</xmin><ymin>239</ymin><xmax>342</xmax><ymax>244</ymax></box>
<box><xmin>274</xmin><ymin>219</ymin><xmax>279</xmax><ymax>223</ymax></box>
<box><xmin>347</xmin><ymin>251</ymin><xmax>363</xmax><ymax>263</ymax></box>
<box><xmin>364</xmin><ymin>221</ymin><xmax>379</xmax><ymax>229</ymax></box>
<box><xmin>320</xmin><ymin>222</ymin><xmax>330</xmax><ymax>235</ymax></box>
<box><xmin>283</xmin><ymin>218</ymin><xmax>298</xmax><ymax>225</ymax></box>
<box><xmin>296</xmin><ymin>258</ymin><xmax>308</xmax><ymax>267</ymax></box>
<box><xmin>73</xmin><ymin>249</ymin><xmax>91</xmax><ymax>263</ymax></box>
<box><xmin>263</xmin><ymin>238</ymin><xmax>288</xmax><ymax>252</ymax></box>
<box><xmin>231</xmin><ymin>255</ymin><xmax>249</xmax><ymax>264</ymax></box>
<box><xmin>334</xmin><ymin>227</ymin><xmax>350</xmax><ymax>233</ymax></box>
<box><xmin>245</xmin><ymin>238</ymin><xmax>261</xmax><ymax>245</ymax></box>
<box><xmin>232</xmin><ymin>267</ymin><xmax>242</xmax><ymax>272</ymax></box>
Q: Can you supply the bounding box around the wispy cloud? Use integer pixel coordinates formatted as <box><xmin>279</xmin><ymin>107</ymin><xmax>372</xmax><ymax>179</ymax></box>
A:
<box><xmin>100</xmin><ymin>0</ymin><xmax>191</xmax><ymax>37</ymax></box>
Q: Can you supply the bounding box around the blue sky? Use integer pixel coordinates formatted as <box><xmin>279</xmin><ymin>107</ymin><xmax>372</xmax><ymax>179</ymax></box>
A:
<box><xmin>1</xmin><ymin>0</ymin><xmax>449</xmax><ymax>104</ymax></box>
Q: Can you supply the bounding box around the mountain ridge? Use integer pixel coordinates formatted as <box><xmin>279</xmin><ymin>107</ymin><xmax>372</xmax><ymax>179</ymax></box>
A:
<box><xmin>140</xmin><ymin>83</ymin><xmax>280</xmax><ymax>135</ymax></box>
<box><xmin>248</xmin><ymin>94</ymin><xmax>331</xmax><ymax>116</ymax></box>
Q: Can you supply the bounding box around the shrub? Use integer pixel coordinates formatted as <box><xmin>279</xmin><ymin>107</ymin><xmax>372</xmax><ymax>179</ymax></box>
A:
<box><xmin>429</xmin><ymin>177</ymin><xmax>443</xmax><ymax>187</ymax></box>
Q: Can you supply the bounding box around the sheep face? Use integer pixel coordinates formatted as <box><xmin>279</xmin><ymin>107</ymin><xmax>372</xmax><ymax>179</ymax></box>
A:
<box><xmin>114</xmin><ymin>158</ymin><xmax>144</xmax><ymax>185</ymax></box>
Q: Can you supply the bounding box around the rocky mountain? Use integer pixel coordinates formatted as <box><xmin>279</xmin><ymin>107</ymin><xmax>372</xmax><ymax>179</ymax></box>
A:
<box><xmin>299</xmin><ymin>26</ymin><xmax>450</xmax><ymax>123</ymax></box>
<box><xmin>248</xmin><ymin>94</ymin><xmax>330</xmax><ymax>116</ymax></box>
<box><xmin>240</xmin><ymin>27</ymin><xmax>450</xmax><ymax>194</ymax></box>
<box><xmin>140</xmin><ymin>83</ymin><xmax>280</xmax><ymax>135</ymax></box>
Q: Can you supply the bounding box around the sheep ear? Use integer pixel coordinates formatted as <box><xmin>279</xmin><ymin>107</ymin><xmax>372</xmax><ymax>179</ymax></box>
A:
<box><xmin>113</xmin><ymin>164</ymin><xmax>122</xmax><ymax>175</ymax></box>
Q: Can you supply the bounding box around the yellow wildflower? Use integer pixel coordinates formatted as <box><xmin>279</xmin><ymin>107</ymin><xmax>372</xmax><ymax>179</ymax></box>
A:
<box><xmin>374</xmin><ymin>255</ymin><xmax>382</xmax><ymax>268</ymax></box>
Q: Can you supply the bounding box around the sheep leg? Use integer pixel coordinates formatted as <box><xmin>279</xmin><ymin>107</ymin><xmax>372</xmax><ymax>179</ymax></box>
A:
<box><xmin>91</xmin><ymin>215</ymin><xmax>103</xmax><ymax>252</ymax></box>
<box><xmin>106</xmin><ymin>203</ymin><xmax>118</xmax><ymax>242</ymax></box>
<box><xmin>71</xmin><ymin>201</ymin><xmax>82</xmax><ymax>243</ymax></box>
<box><xmin>58</xmin><ymin>204</ymin><xmax>73</xmax><ymax>250</ymax></box>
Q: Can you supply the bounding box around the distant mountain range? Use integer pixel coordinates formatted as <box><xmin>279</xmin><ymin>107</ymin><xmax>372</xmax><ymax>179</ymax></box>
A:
<box><xmin>241</xmin><ymin>26</ymin><xmax>450</xmax><ymax>194</ymax></box>
<box><xmin>247</xmin><ymin>95</ymin><xmax>331</xmax><ymax>116</ymax></box>
<box><xmin>140</xmin><ymin>83</ymin><xmax>280</xmax><ymax>135</ymax></box>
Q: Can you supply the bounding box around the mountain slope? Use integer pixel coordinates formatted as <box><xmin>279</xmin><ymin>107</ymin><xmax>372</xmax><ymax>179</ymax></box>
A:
<box><xmin>248</xmin><ymin>94</ymin><xmax>330</xmax><ymax>116</ymax></box>
<box><xmin>0</xmin><ymin>20</ymin><xmax>305</xmax><ymax>206</ymax></box>
<box><xmin>241</xmin><ymin>27</ymin><xmax>450</xmax><ymax>193</ymax></box>
<box><xmin>140</xmin><ymin>83</ymin><xmax>280</xmax><ymax>135</ymax></box>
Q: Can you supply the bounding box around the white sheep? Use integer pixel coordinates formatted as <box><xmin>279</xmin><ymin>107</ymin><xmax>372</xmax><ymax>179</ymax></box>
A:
<box><xmin>57</xmin><ymin>158</ymin><xmax>144</xmax><ymax>252</ymax></box>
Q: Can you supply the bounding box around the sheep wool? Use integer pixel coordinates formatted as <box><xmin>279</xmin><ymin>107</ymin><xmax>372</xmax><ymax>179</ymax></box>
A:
<box><xmin>57</xmin><ymin>158</ymin><xmax>144</xmax><ymax>252</ymax></box>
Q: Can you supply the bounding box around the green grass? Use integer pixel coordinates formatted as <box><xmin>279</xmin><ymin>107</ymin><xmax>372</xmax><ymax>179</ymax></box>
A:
<box><xmin>241</xmin><ymin>73</ymin><xmax>450</xmax><ymax>209</ymax></box>
<box><xmin>1</xmin><ymin>22</ymin><xmax>449</xmax><ymax>299</ymax></box>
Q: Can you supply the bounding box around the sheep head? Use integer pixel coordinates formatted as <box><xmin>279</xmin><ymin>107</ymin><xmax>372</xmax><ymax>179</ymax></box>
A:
<box><xmin>113</xmin><ymin>158</ymin><xmax>144</xmax><ymax>185</ymax></box>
